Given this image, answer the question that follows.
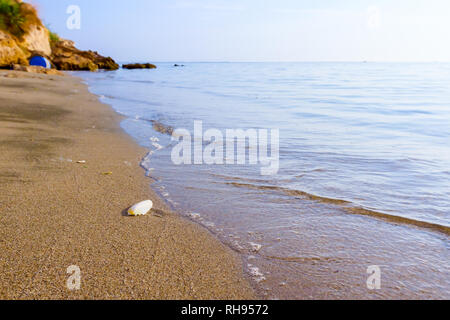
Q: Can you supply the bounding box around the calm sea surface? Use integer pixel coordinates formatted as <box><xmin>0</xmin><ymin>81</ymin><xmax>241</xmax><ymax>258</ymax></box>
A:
<box><xmin>78</xmin><ymin>62</ymin><xmax>450</xmax><ymax>299</ymax></box>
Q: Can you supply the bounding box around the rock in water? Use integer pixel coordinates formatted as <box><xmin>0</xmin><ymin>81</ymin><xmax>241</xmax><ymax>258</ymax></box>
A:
<box><xmin>128</xmin><ymin>200</ymin><xmax>153</xmax><ymax>216</ymax></box>
<box><xmin>122</xmin><ymin>63</ymin><xmax>157</xmax><ymax>70</ymax></box>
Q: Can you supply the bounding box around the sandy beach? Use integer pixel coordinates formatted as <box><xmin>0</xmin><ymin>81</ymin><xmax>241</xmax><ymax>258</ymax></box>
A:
<box><xmin>0</xmin><ymin>70</ymin><xmax>254</xmax><ymax>300</ymax></box>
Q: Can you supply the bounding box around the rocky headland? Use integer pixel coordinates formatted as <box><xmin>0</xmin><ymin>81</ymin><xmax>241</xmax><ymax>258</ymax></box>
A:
<box><xmin>0</xmin><ymin>0</ymin><xmax>118</xmax><ymax>72</ymax></box>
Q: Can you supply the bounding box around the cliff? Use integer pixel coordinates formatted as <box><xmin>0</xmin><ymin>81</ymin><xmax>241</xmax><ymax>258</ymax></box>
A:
<box><xmin>0</xmin><ymin>0</ymin><xmax>118</xmax><ymax>71</ymax></box>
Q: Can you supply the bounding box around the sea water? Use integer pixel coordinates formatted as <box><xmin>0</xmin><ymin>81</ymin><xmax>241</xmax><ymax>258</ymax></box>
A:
<box><xmin>78</xmin><ymin>62</ymin><xmax>450</xmax><ymax>299</ymax></box>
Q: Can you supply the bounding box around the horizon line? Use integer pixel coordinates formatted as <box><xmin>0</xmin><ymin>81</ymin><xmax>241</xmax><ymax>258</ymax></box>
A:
<box><xmin>118</xmin><ymin>60</ymin><xmax>450</xmax><ymax>64</ymax></box>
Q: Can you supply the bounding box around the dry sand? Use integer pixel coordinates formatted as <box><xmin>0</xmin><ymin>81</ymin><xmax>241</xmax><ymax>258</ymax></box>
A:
<box><xmin>0</xmin><ymin>70</ymin><xmax>255</xmax><ymax>299</ymax></box>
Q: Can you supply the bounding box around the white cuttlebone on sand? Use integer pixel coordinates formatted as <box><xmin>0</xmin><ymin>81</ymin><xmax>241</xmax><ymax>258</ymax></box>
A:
<box><xmin>128</xmin><ymin>200</ymin><xmax>153</xmax><ymax>216</ymax></box>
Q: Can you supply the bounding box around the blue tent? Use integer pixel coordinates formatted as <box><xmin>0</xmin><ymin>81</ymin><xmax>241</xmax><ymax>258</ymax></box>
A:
<box><xmin>29</xmin><ymin>56</ymin><xmax>51</xmax><ymax>69</ymax></box>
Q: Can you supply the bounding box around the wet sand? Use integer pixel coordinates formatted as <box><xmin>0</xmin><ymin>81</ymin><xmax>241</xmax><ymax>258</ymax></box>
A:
<box><xmin>0</xmin><ymin>70</ymin><xmax>254</xmax><ymax>299</ymax></box>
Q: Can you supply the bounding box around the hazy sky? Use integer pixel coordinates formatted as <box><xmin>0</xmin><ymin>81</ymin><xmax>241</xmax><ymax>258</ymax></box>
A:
<box><xmin>28</xmin><ymin>0</ymin><xmax>450</xmax><ymax>62</ymax></box>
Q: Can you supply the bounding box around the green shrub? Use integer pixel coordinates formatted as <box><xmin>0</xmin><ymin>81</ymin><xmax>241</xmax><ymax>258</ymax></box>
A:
<box><xmin>0</xmin><ymin>0</ymin><xmax>25</xmax><ymax>37</ymax></box>
<box><xmin>49</xmin><ymin>30</ymin><xmax>59</xmax><ymax>43</ymax></box>
<box><xmin>47</xmin><ymin>25</ymin><xmax>59</xmax><ymax>44</ymax></box>
<box><xmin>0</xmin><ymin>15</ymin><xmax>5</xmax><ymax>30</ymax></box>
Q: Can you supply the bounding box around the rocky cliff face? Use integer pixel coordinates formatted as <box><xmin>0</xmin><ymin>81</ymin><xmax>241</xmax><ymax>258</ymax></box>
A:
<box><xmin>22</xmin><ymin>24</ymin><xmax>51</xmax><ymax>56</ymax></box>
<box><xmin>0</xmin><ymin>30</ymin><xmax>28</xmax><ymax>67</ymax></box>
<box><xmin>0</xmin><ymin>0</ymin><xmax>118</xmax><ymax>71</ymax></box>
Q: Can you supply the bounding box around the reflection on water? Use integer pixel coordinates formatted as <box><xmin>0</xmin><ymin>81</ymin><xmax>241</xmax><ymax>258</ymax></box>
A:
<box><xmin>78</xmin><ymin>62</ymin><xmax>450</xmax><ymax>299</ymax></box>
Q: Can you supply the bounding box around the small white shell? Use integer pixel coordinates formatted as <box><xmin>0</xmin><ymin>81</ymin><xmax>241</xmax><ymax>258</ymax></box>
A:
<box><xmin>128</xmin><ymin>200</ymin><xmax>153</xmax><ymax>216</ymax></box>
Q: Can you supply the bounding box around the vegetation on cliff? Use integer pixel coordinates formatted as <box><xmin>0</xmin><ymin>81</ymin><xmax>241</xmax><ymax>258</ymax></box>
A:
<box><xmin>0</xmin><ymin>0</ymin><xmax>43</xmax><ymax>38</ymax></box>
<box><xmin>48</xmin><ymin>29</ymin><xmax>59</xmax><ymax>44</ymax></box>
<box><xmin>0</xmin><ymin>0</ymin><xmax>24</xmax><ymax>37</ymax></box>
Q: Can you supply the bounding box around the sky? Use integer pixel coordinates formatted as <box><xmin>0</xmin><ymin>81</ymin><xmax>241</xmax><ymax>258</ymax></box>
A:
<box><xmin>27</xmin><ymin>0</ymin><xmax>450</xmax><ymax>62</ymax></box>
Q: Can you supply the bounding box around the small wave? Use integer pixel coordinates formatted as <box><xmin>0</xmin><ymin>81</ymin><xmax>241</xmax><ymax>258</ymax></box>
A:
<box><xmin>152</xmin><ymin>142</ymin><xmax>164</xmax><ymax>150</ymax></box>
<box><xmin>140</xmin><ymin>152</ymin><xmax>154</xmax><ymax>176</ymax></box>
<box><xmin>227</xmin><ymin>182</ymin><xmax>350</xmax><ymax>205</ymax></box>
<box><xmin>118</xmin><ymin>79</ymin><xmax>155</xmax><ymax>85</ymax></box>
<box><xmin>210</xmin><ymin>173</ymin><xmax>272</xmax><ymax>184</ymax></box>
<box><xmin>345</xmin><ymin>207</ymin><xmax>450</xmax><ymax>236</ymax></box>
<box><xmin>227</xmin><ymin>182</ymin><xmax>450</xmax><ymax>235</ymax></box>
<box><xmin>140</xmin><ymin>136</ymin><xmax>167</xmax><ymax>176</ymax></box>
<box><xmin>100</xmin><ymin>94</ymin><xmax>160</xmax><ymax>107</ymax></box>
<box><xmin>262</xmin><ymin>255</ymin><xmax>355</xmax><ymax>265</ymax></box>
<box><xmin>186</xmin><ymin>213</ymin><xmax>217</xmax><ymax>229</ymax></box>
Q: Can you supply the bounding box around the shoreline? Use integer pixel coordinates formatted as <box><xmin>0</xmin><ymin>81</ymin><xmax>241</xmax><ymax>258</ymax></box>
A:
<box><xmin>0</xmin><ymin>70</ymin><xmax>255</xmax><ymax>299</ymax></box>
